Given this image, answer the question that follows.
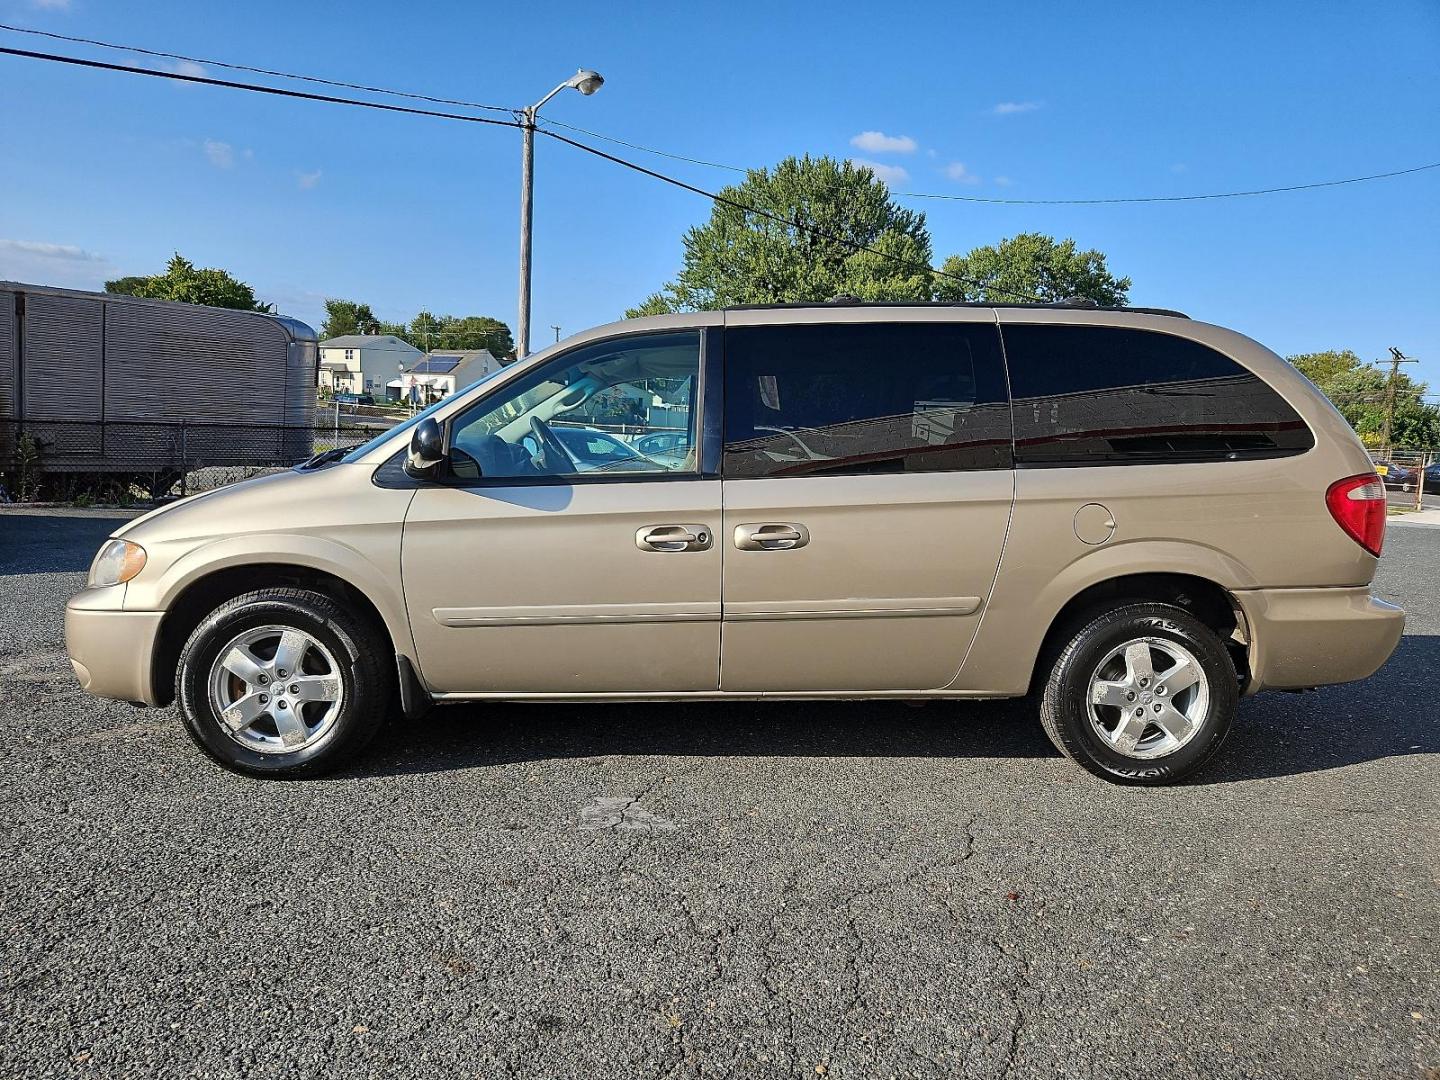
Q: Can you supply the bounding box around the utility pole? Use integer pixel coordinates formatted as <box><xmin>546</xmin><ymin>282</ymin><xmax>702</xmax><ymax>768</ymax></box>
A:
<box><xmin>1379</xmin><ymin>346</ymin><xmax>1417</xmax><ymax>452</ymax></box>
<box><xmin>516</xmin><ymin>70</ymin><xmax>605</xmax><ymax>360</ymax></box>
<box><xmin>551</xmin><ymin>325</ymin><xmax>562</xmax><ymax>344</ymax></box>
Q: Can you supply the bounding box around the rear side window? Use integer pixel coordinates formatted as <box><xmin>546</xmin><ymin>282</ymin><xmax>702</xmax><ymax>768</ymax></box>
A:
<box><xmin>1003</xmin><ymin>324</ymin><xmax>1313</xmax><ymax>466</ymax></box>
<box><xmin>723</xmin><ymin>322</ymin><xmax>1011</xmax><ymax>478</ymax></box>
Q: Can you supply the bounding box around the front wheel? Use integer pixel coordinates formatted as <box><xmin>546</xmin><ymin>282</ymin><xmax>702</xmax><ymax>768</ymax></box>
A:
<box><xmin>1038</xmin><ymin>602</ymin><xmax>1238</xmax><ymax>785</ymax></box>
<box><xmin>175</xmin><ymin>588</ymin><xmax>393</xmax><ymax>777</ymax></box>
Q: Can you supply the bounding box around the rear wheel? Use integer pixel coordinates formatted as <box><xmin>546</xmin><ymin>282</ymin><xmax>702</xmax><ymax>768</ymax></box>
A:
<box><xmin>176</xmin><ymin>588</ymin><xmax>393</xmax><ymax>777</ymax></box>
<box><xmin>1039</xmin><ymin>602</ymin><xmax>1238</xmax><ymax>785</ymax></box>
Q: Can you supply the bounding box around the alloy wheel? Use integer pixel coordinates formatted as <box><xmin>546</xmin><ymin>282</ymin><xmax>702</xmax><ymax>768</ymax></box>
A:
<box><xmin>207</xmin><ymin>624</ymin><xmax>344</xmax><ymax>754</ymax></box>
<box><xmin>1085</xmin><ymin>637</ymin><xmax>1210</xmax><ymax>760</ymax></box>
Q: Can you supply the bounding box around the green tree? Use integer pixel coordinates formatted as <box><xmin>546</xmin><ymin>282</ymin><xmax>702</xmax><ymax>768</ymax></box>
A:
<box><xmin>320</xmin><ymin>298</ymin><xmax>384</xmax><ymax>339</ymax></box>
<box><xmin>1288</xmin><ymin>350</ymin><xmax>1440</xmax><ymax>448</ymax></box>
<box><xmin>101</xmin><ymin>275</ymin><xmax>151</xmax><ymax>297</ymax></box>
<box><xmin>105</xmin><ymin>254</ymin><xmax>272</xmax><ymax>312</ymax></box>
<box><xmin>934</xmin><ymin>233</ymin><xmax>1131</xmax><ymax>305</ymax></box>
<box><xmin>1288</xmin><ymin>349</ymin><xmax>1364</xmax><ymax>387</ymax></box>
<box><xmin>626</xmin><ymin>293</ymin><xmax>675</xmax><ymax>319</ymax></box>
<box><xmin>626</xmin><ymin>155</ymin><xmax>933</xmax><ymax>315</ymax></box>
<box><xmin>406</xmin><ymin>312</ymin><xmax>514</xmax><ymax>358</ymax></box>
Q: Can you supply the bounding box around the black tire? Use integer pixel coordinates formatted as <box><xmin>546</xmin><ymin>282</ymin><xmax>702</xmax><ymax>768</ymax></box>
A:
<box><xmin>175</xmin><ymin>588</ymin><xmax>394</xmax><ymax>778</ymax></box>
<box><xmin>1038</xmin><ymin>602</ymin><xmax>1238</xmax><ymax>786</ymax></box>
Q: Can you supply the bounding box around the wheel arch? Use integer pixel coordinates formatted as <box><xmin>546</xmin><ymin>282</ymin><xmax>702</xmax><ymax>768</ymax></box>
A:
<box><xmin>953</xmin><ymin>535</ymin><xmax>1259</xmax><ymax>696</ymax></box>
<box><xmin>150</xmin><ymin>563</ymin><xmax>400</xmax><ymax>707</ymax></box>
<box><xmin>1027</xmin><ymin>571</ymin><xmax>1249</xmax><ymax>696</ymax></box>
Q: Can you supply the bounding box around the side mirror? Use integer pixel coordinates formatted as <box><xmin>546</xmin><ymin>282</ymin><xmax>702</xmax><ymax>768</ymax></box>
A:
<box><xmin>405</xmin><ymin>417</ymin><xmax>446</xmax><ymax>478</ymax></box>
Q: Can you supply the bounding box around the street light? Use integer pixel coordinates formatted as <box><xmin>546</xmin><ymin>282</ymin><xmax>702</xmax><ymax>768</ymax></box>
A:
<box><xmin>517</xmin><ymin>68</ymin><xmax>604</xmax><ymax>359</ymax></box>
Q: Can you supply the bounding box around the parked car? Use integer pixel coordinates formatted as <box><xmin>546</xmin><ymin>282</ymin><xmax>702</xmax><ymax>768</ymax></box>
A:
<box><xmin>633</xmin><ymin>430</ymin><xmax>691</xmax><ymax>468</ymax></box>
<box><xmin>67</xmin><ymin>303</ymin><xmax>1404</xmax><ymax>785</ymax></box>
<box><xmin>1372</xmin><ymin>459</ymin><xmax>1416</xmax><ymax>490</ymax></box>
<box><xmin>549</xmin><ymin>426</ymin><xmax>655</xmax><ymax>473</ymax></box>
<box><xmin>332</xmin><ymin>392</ymin><xmax>375</xmax><ymax>407</ymax></box>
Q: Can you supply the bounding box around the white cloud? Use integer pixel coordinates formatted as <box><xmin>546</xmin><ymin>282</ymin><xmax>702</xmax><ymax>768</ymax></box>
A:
<box><xmin>991</xmin><ymin>101</ymin><xmax>1042</xmax><ymax>116</ymax></box>
<box><xmin>296</xmin><ymin>169</ymin><xmax>323</xmax><ymax>190</ymax></box>
<box><xmin>994</xmin><ymin>175</ymin><xmax>1013</xmax><ymax>187</ymax></box>
<box><xmin>1170</xmin><ymin>162</ymin><xmax>1189</xmax><ymax>174</ymax></box>
<box><xmin>171</xmin><ymin>59</ymin><xmax>207</xmax><ymax>79</ymax></box>
<box><xmin>0</xmin><ymin>239</ymin><xmax>104</xmax><ymax>261</ymax></box>
<box><xmin>944</xmin><ymin>161</ymin><xmax>981</xmax><ymax>185</ymax></box>
<box><xmin>203</xmin><ymin>139</ymin><xmax>235</xmax><ymax>168</ymax></box>
<box><xmin>848</xmin><ymin>158</ymin><xmax>909</xmax><ymax>185</ymax></box>
<box><xmin>0</xmin><ymin>239</ymin><xmax>113</xmax><ymax>291</ymax></box>
<box><xmin>29</xmin><ymin>0</ymin><xmax>72</xmax><ymax>9</ymax></box>
<box><xmin>849</xmin><ymin>130</ymin><xmax>917</xmax><ymax>154</ymax></box>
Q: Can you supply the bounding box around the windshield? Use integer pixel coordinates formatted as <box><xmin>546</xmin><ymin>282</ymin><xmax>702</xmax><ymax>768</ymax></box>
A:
<box><xmin>339</xmin><ymin>371</ymin><xmax>508</xmax><ymax>464</ymax></box>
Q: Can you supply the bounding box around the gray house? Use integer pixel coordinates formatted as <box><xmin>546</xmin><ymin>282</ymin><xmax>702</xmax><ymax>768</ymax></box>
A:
<box><xmin>317</xmin><ymin>334</ymin><xmax>421</xmax><ymax>399</ymax></box>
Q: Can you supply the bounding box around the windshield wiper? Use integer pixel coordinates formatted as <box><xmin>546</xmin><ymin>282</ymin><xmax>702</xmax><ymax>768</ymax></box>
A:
<box><xmin>297</xmin><ymin>447</ymin><xmax>348</xmax><ymax>470</ymax></box>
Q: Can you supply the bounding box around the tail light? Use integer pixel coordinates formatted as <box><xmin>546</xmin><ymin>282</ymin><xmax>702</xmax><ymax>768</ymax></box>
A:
<box><xmin>1326</xmin><ymin>473</ymin><xmax>1386</xmax><ymax>556</ymax></box>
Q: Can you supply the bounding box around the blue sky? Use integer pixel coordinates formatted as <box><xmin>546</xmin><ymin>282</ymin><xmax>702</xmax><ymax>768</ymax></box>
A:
<box><xmin>1</xmin><ymin>0</ymin><xmax>1436</xmax><ymax>378</ymax></box>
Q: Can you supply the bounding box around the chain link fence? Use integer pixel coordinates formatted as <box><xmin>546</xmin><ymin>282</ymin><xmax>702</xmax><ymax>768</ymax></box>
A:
<box><xmin>0</xmin><ymin>417</ymin><xmax>393</xmax><ymax>502</ymax></box>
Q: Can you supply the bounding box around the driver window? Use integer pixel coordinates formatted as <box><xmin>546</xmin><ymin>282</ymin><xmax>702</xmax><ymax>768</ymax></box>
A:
<box><xmin>447</xmin><ymin>331</ymin><xmax>701</xmax><ymax>481</ymax></box>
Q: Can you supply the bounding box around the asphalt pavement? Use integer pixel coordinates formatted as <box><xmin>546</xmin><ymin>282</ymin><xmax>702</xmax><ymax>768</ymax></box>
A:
<box><xmin>0</xmin><ymin>508</ymin><xmax>1435</xmax><ymax>1079</ymax></box>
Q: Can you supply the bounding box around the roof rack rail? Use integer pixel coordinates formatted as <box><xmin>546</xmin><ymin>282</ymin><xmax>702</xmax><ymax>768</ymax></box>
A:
<box><xmin>723</xmin><ymin>299</ymin><xmax>1190</xmax><ymax>318</ymax></box>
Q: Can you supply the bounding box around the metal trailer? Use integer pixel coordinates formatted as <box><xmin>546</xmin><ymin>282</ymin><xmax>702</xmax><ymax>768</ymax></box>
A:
<box><xmin>0</xmin><ymin>281</ymin><xmax>317</xmax><ymax>487</ymax></box>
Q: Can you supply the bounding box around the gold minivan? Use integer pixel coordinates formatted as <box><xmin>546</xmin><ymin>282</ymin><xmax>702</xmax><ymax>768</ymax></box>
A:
<box><xmin>65</xmin><ymin>304</ymin><xmax>1404</xmax><ymax>784</ymax></box>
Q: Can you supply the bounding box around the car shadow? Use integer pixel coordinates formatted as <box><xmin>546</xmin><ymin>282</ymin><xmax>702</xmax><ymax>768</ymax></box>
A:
<box><xmin>0</xmin><ymin>511</ymin><xmax>137</xmax><ymax>575</ymax></box>
<box><xmin>357</xmin><ymin>635</ymin><xmax>1438</xmax><ymax>784</ymax></box>
<box><xmin>1200</xmin><ymin>632</ymin><xmax>1440</xmax><ymax>785</ymax></box>
<box><xmin>362</xmin><ymin>696</ymin><xmax>1057</xmax><ymax>777</ymax></box>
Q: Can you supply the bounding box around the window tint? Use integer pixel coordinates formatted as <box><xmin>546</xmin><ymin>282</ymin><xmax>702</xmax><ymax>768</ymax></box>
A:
<box><xmin>1003</xmin><ymin>324</ymin><xmax>1313</xmax><ymax>465</ymax></box>
<box><xmin>446</xmin><ymin>331</ymin><xmax>700</xmax><ymax>481</ymax></box>
<box><xmin>723</xmin><ymin>322</ymin><xmax>1011</xmax><ymax>478</ymax></box>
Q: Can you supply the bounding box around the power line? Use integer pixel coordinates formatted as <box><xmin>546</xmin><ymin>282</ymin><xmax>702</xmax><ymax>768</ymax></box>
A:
<box><xmin>0</xmin><ymin>43</ymin><xmax>1044</xmax><ymax>304</ymax></box>
<box><xmin>543</xmin><ymin>121</ymin><xmax>1439</xmax><ymax>206</ymax></box>
<box><xmin>0</xmin><ymin>45</ymin><xmax>522</xmax><ymax>128</ymax></box>
<box><xmin>5</xmin><ymin>24</ymin><xmax>1433</xmax><ymax>207</ymax></box>
<box><xmin>538</xmin><ymin>117</ymin><xmax>750</xmax><ymax>174</ymax></box>
<box><xmin>897</xmin><ymin>162</ymin><xmax>1440</xmax><ymax>205</ymax></box>
<box><xmin>0</xmin><ymin>21</ymin><xmax>517</xmax><ymax>114</ymax></box>
<box><xmin>533</xmin><ymin>128</ymin><xmax>1046</xmax><ymax>303</ymax></box>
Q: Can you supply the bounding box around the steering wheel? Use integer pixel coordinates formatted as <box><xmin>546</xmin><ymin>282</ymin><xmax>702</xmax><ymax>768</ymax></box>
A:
<box><xmin>528</xmin><ymin>416</ymin><xmax>576</xmax><ymax>475</ymax></box>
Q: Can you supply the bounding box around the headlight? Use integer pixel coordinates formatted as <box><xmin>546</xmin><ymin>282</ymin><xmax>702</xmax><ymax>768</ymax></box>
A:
<box><xmin>88</xmin><ymin>539</ymin><xmax>147</xmax><ymax>587</ymax></box>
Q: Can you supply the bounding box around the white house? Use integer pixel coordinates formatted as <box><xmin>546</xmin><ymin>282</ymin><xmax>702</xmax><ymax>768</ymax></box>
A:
<box><xmin>317</xmin><ymin>334</ymin><xmax>422</xmax><ymax>399</ymax></box>
<box><xmin>389</xmin><ymin>349</ymin><xmax>506</xmax><ymax>404</ymax></box>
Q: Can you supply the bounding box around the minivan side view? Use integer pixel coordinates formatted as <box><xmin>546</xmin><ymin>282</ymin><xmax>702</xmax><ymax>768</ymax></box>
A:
<box><xmin>64</xmin><ymin>303</ymin><xmax>1405</xmax><ymax>785</ymax></box>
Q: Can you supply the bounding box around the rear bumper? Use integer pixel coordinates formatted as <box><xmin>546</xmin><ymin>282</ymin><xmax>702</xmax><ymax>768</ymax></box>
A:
<box><xmin>65</xmin><ymin>589</ymin><xmax>165</xmax><ymax>705</ymax></box>
<box><xmin>1234</xmin><ymin>586</ymin><xmax>1404</xmax><ymax>693</ymax></box>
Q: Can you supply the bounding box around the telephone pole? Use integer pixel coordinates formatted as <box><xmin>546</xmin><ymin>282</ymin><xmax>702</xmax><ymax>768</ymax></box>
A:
<box><xmin>1379</xmin><ymin>346</ymin><xmax>1417</xmax><ymax>451</ymax></box>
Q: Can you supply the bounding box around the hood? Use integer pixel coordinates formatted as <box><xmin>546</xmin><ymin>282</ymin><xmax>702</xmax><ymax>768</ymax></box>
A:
<box><xmin>116</xmin><ymin>466</ymin><xmax>355</xmax><ymax>545</ymax></box>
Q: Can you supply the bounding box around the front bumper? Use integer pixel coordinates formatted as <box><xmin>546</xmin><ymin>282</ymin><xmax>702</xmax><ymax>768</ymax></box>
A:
<box><xmin>1234</xmin><ymin>586</ymin><xmax>1404</xmax><ymax>693</ymax></box>
<box><xmin>65</xmin><ymin>587</ymin><xmax>165</xmax><ymax>705</ymax></box>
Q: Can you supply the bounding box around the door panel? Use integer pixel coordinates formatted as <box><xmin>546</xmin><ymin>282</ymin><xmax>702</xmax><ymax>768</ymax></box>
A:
<box><xmin>717</xmin><ymin>316</ymin><xmax>1014</xmax><ymax>692</ymax></box>
<box><xmin>720</xmin><ymin>473</ymin><xmax>1012</xmax><ymax>691</ymax></box>
<box><xmin>404</xmin><ymin>481</ymin><xmax>721</xmax><ymax>693</ymax></box>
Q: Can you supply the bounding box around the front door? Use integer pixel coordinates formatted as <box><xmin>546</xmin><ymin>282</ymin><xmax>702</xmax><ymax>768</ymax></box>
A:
<box><xmin>718</xmin><ymin>316</ymin><xmax>1015</xmax><ymax>692</ymax></box>
<box><xmin>402</xmin><ymin>329</ymin><xmax>721</xmax><ymax>694</ymax></box>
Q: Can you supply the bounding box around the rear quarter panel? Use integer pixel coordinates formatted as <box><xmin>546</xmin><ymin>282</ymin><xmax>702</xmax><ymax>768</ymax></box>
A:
<box><xmin>951</xmin><ymin>310</ymin><xmax>1381</xmax><ymax>695</ymax></box>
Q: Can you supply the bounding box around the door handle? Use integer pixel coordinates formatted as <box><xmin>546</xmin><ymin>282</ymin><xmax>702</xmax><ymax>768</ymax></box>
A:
<box><xmin>733</xmin><ymin>522</ymin><xmax>810</xmax><ymax>551</ymax></box>
<box><xmin>636</xmin><ymin>524</ymin><xmax>713</xmax><ymax>553</ymax></box>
